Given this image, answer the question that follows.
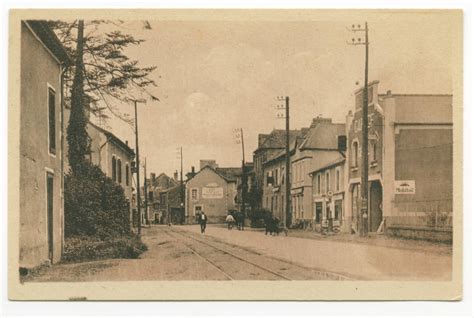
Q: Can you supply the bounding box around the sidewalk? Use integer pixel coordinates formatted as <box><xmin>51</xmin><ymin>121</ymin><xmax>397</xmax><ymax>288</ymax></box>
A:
<box><xmin>177</xmin><ymin>224</ymin><xmax>452</xmax><ymax>281</ymax></box>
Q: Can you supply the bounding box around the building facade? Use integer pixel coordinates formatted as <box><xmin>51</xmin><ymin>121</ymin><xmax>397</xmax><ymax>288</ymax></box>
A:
<box><xmin>185</xmin><ymin>166</ymin><xmax>238</xmax><ymax>224</ymax></box>
<box><xmin>290</xmin><ymin>117</ymin><xmax>345</xmax><ymax>227</ymax></box>
<box><xmin>253</xmin><ymin>129</ymin><xmax>305</xmax><ymax>208</ymax></box>
<box><xmin>310</xmin><ymin>157</ymin><xmax>346</xmax><ymax>233</ymax></box>
<box><xmin>20</xmin><ymin>21</ymin><xmax>71</xmax><ymax>268</ymax></box>
<box><xmin>87</xmin><ymin>123</ymin><xmax>135</xmax><ymax>225</ymax></box>
<box><xmin>347</xmin><ymin>81</ymin><xmax>453</xmax><ymax>241</ymax></box>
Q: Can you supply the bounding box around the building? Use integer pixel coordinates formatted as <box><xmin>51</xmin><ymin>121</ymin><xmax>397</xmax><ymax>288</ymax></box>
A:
<box><xmin>290</xmin><ymin>117</ymin><xmax>345</xmax><ymax>227</ymax></box>
<box><xmin>20</xmin><ymin>20</ymin><xmax>71</xmax><ymax>269</ymax></box>
<box><xmin>309</xmin><ymin>156</ymin><xmax>346</xmax><ymax>233</ymax></box>
<box><xmin>87</xmin><ymin>122</ymin><xmax>135</xmax><ymax>225</ymax></box>
<box><xmin>185</xmin><ymin>165</ymin><xmax>239</xmax><ymax>224</ymax></box>
<box><xmin>159</xmin><ymin>184</ymin><xmax>185</xmax><ymax>224</ymax></box>
<box><xmin>346</xmin><ymin>81</ymin><xmax>453</xmax><ymax>241</ymax></box>
<box><xmin>261</xmin><ymin>132</ymin><xmax>304</xmax><ymax>222</ymax></box>
<box><xmin>145</xmin><ymin>172</ymin><xmax>179</xmax><ymax>223</ymax></box>
<box><xmin>253</xmin><ymin>129</ymin><xmax>306</xmax><ymax>207</ymax></box>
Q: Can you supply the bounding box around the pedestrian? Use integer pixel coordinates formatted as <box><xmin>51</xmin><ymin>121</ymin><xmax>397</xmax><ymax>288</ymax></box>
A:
<box><xmin>199</xmin><ymin>211</ymin><xmax>208</xmax><ymax>234</ymax></box>
<box><xmin>226</xmin><ymin>213</ymin><xmax>235</xmax><ymax>230</ymax></box>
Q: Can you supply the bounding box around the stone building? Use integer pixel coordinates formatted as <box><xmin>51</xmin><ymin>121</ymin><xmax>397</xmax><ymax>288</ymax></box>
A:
<box><xmin>185</xmin><ymin>165</ymin><xmax>239</xmax><ymax>224</ymax></box>
<box><xmin>19</xmin><ymin>20</ymin><xmax>71</xmax><ymax>269</ymax></box>
<box><xmin>346</xmin><ymin>81</ymin><xmax>453</xmax><ymax>241</ymax></box>
<box><xmin>87</xmin><ymin>122</ymin><xmax>135</xmax><ymax>225</ymax></box>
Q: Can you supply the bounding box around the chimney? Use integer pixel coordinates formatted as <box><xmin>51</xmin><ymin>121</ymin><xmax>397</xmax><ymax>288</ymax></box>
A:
<box><xmin>191</xmin><ymin>166</ymin><xmax>195</xmax><ymax>174</ymax></box>
<box><xmin>125</xmin><ymin>140</ymin><xmax>128</xmax><ymax>146</ymax></box>
<box><xmin>386</xmin><ymin>90</ymin><xmax>392</xmax><ymax>96</ymax></box>
<box><xmin>150</xmin><ymin>173</ymin><xmax>156</xmax><ymax>182</ymax></box>
<box><xmin>174</xmin><ymin>170</ymin><xmax>178</xmax><ymax>181</ymax></box>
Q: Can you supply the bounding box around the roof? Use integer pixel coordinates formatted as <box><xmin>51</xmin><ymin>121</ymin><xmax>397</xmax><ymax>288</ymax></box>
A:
<box><xmin>309</xmin><ymin>156</ymin><xmax>345</xmax><ymax>175</ymax></box>
<box><xmin>215</xmin><ymin>167</ymin><xmax>242</xmax><ymax>182</ymax></box>
<box><xmin>263</xmin><ymin>133</ymin><xmax>305</xmax><ymax>165</ymax></box>
<box><xmin>88</xmin><ymin>122</ymin><xmax>135</xmax><ymax>157</ymax></box>
<box><xmin>187</xmin><ymin>165</ymin><xmax>241</xmax><ymax>183</ymax></box>
<box><xmin>25</xmin><ymin>20</ymin><xmax>72</xmax><ymax>65</ymax></box>
<box><xmin>379</xmin><ymin>94</ymin><xmax>453</xmax><ymax>124</ymax></box>
<box><xmin>298</xmin><ymin>118</ymin><xmax>345</xmax><ymax>150</ymax></box>
<box><xmin>255</xmin><ymin>129</ymin><xmax>304</xmax><ymax>151</ymax></box>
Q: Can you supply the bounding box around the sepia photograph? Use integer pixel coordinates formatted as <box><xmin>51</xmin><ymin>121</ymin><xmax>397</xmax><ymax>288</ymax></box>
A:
<box><xmin>7</xmin><ymin>8</ymin><xmax>463</xmax><ymax>301</ymax></box>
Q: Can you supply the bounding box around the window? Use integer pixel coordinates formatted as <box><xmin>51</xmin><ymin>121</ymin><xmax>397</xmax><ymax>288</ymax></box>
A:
<box><xmin>117</xmin><ymin>158</ymin><xmax>122</xmax><ymax>184</ymax></box>
<box><xmin>48</xmin><ymin>87</ymin><xmax>56</xmax><ymax>155</ymax></box>
<box><xmin>112</xmin><ymin>156</ymin><xmax>117</xmax><ymax>181</ymax></box>
<box><xmin>191</xmin><ymin>188</ymin><xmax>198</xmax><ymax>200</ymax></box>
<box><xmin>46</xmin><ymin>171</ymin><xmax>54</xmax><ymax>259</ymax></box>
<box><xmin>352</xmin><ymin>141</ymin><xmax>359</xmax><ymax>167</ymax></box>
<box><xmin>336</xmin><ymin>169</ymin><xmax>340</xmax><ymax>192</ymax></box>
<box><xmin>125</xmin><ymin>164</ymin><xmax>130</xmax><ymax>186</ymax></box>
<box><xmin>326</xmin><ymin>171</ymin><xmax>330</xmax><ymax>193</ymax></box>
<box><xmin>317</xmin><ymin>174</ymin><xmax>321</xmax><ymax>194</ymax></box>
<box><xmin>372</xmin><ymin>142</ymin><xmax>377</xmax><ymax>161</ymax></box>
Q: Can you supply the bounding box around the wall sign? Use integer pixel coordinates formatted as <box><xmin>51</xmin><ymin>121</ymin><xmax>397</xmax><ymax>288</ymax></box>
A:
<box><xmin>395</xmin><ymin>180</ymin><xmax>415</xmax><ymax>194</ymax></box>
<box><xmin>202</xmin><ymin>187</ymin><xmax>224</xmax><ymax>199</ymax></box>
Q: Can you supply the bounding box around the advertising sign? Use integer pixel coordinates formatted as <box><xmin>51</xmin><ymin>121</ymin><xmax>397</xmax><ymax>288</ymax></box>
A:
<box><xmin>202</xmin><ymin>187</ymin><xmax>224</xmax><ymax>199</ymax></box>
<box><xmin>395</xmin><ymin>180</ymin><xmax>416</xmax><ymax>194</ymax></box>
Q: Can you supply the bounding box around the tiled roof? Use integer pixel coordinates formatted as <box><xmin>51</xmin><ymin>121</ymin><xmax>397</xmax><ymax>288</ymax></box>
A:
<box><xmin>309</xmin><ymin>156</ymin><xmax>346</xmax><ymax>175</ymax></box>
<box><xmin>215</xmin><ymin>167</ymin><xmax>242</xmax><ymax>182</ymax></box>
<box><xmin>258</xmin><ymin>129</ymin><xmax>304</xmax><ymax>149</ymax></box>
<box><xmin>298</xmin><ymin>119</ymin><xmax>345</xmax><ymax>150</ymax></box>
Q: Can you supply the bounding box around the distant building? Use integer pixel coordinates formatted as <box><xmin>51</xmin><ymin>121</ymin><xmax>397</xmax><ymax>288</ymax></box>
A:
<box><xmin>159</xmin><ymin>184</ymin><xmax>185</xmax><ymax>224</ymax></box>
<box><xmin>347</xmin><ymin>81</ymin><xmax>453</xmax><ymax>241</ymax></box>
<box><xmin>145</xmin><ymin>172</ymin><xmax>179</xmax><ymax>223</ymax></box>
<box><xmin>20</xmin><ymin>20</ymin><xmax>71</xmax><ymax>269</ymax></box>
<box><xmin>87</xmin><ymin>123</ymin><xmax>135</xmax><ymax>225</ymax></box>
<box><xmin>185</xmin><ymin>165</ymin><xmax>240</xmax><ymax>224</ymax></box>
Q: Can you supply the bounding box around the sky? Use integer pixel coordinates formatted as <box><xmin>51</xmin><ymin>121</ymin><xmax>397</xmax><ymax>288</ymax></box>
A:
<box><xmin>88</xmin><ymin>11</ymin><xmax>457</xmax><ymax>178</ymax></box>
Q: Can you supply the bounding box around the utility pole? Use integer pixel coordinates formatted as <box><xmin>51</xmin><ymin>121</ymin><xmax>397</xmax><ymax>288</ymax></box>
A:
<box><xmin>132</xmin><ymin>98</ymin><xmax>146</xmax><ymax>235</ymax></box>
<box><xmin>143</xmin><ymin>157</ymin><xmax>148</xmax><ymax>226</ymax></box>
<box><xmin>276</xmin><ymin>96</ymin><xmax>290</xmax><ymax>228</ymax></box>
<box><xmin>180</xmin><ymin>146</ymin><xmax>184</xmax><ymax>224</ymax></box>
<box><xmin>234</xmin><ymin>128</ymin><xmax>247</xmax><ymax>220</ymax></box>
<box><xmin>240</xmin><ymin>128</ymin><xmax>246</xmax><ymax>218</ymax></box>
<box><xmin>348</xmin><ymin>22</ymin><xmax>369</xmax><ymax>237</ymax></box>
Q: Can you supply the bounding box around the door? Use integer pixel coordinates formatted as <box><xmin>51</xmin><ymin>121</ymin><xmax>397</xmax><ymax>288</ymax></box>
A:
<box><xmin>315</xmin><ymin>202</ymin><xmax>323</xmax><ymax>223</ymax></box>
<box><xmin>46</xmin><ymin>172</ymin><xmax>54</xmax><ymax>261</ymax></box>
<box><xmin>370</xmin><ymin>181</ymin><xmax>383</xmax><ymax>232</ymax></box>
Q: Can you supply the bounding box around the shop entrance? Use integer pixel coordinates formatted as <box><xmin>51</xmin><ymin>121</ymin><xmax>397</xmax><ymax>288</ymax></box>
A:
<box><xmin>369</xmin><ymin>181</ymin><xmax>383</xmax><ymax>232</ymax></box>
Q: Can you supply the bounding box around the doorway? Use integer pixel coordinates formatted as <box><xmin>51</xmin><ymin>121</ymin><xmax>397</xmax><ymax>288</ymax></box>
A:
<box><xmin>46</xmin><ymin>172</ymin><xmax>54</xmax><ymax>261</ymax></box>
<box><xmin>369</xmin><ymin>181</ymin><xmax>383</xmax><ymax>232</ymax></box>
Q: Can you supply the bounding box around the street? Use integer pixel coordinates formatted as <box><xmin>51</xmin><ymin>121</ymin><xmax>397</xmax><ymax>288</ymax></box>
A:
<box><xmin>24</xmin><ymin>224</ymin><xmax>451</xmax><ymax>282</ymax></box>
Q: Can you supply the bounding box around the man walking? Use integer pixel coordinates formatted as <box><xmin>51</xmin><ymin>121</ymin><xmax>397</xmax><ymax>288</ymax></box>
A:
<box><xmin>226</xmin><ymin>213</ymin><xmax>235</xmax><ymax>230</ymax></box>
<box><xmin>199</xmin><ymin>211</ymin><xmax>208</xmax><ymax>234</ymax></box>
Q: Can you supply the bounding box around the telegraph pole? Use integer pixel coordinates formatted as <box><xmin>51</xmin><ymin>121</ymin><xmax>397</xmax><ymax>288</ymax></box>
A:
<box><xmin>180</xmin><ymin>146</ymin><xmax>184</xmax><ymax>224</ymax></box>
<box><xmin>240</xmin><ymin>128</ymin><xmax>246</xmax><ymax>219</ymax></box>
<box><xmin>276</xmin><ymin>96</ymin><xmax>290</xmax><ymax>228</ymax></box>
<box><xmin>143</xmin><ymin>157</ymin><xmax>148</xmax><ymax>226</ymax></box>
<box><xmin>132</xmin><ymin>98</ymin><xmax>146</xmax><ymax>235</ymax></box>
<box><xmin>348</xmin><ymin>22</ymin><xmax>369</xmax><ymax>237</ymax></box>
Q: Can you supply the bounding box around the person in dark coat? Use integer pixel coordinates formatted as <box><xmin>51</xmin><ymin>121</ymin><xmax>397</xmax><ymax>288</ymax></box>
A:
<box><xmin>199</xmin><ymin>211</ymin><xmax>208</xmax><ymax>234</ymax></box>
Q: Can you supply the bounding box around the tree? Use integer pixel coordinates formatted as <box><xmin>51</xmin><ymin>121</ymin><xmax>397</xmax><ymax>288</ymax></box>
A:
<box><xmin>48</xmin><ymin>20</ymin><xmax>158</xmax><ymax>125</ymax></box>
<box><xmin>67</xmin><ymin>20</ymin><xmax>89</xmax><ymax>173</ymax></box>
